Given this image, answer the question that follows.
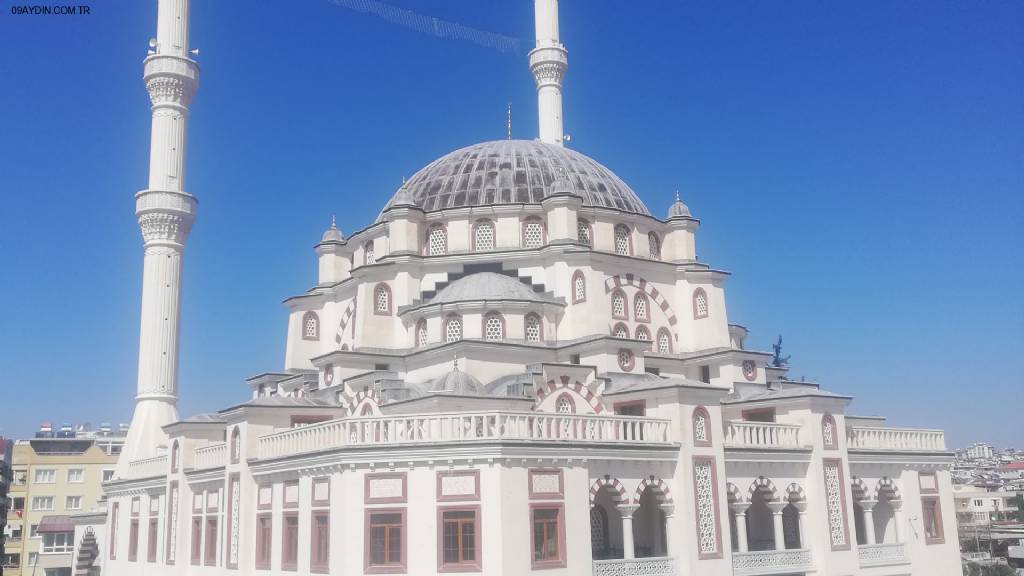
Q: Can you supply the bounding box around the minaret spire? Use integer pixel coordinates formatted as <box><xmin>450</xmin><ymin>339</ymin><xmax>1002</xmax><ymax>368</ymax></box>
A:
<box><xmin>530</xmin><ymin>0</ymin><xmax>568</xmax><ymax>146</ymax></box>
<box><xmin>507</xmin><ymin>102</ymin><xmax>513</xmax><ymax>140</ymax></box>
<box><xmin>118</xmin><ymin>0</ymin><xmax>200</xmax><ymax>476</ymax></box>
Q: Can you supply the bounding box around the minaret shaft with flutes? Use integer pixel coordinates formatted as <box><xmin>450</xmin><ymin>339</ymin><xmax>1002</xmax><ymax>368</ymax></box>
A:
<box><xmin>118</xmin><ymin>0</ymin><xmax>199</xmax><ymax>476</ymax></box>
<box><xmin>530</xmin><ymin>0</ymin><xmax>567</xmax><ymax>145</ymax></box>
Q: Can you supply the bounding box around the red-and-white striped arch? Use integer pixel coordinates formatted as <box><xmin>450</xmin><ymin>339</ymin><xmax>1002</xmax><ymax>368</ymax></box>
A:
<box><xmin>590</xmin><ymin>476</ymin><xmax>628</xmax><ymax>506</ymax></box>
<box><xmin>535</xmin><ymin>375</ymin><xmax>606</xmax><ymax>414</ymax></box>
<box><xmin>603</xmin><ymin>273</ymin><xmax>678</xmax><ymax>327</ymax></box>
<box><xmin>632</xmin><ymin>476</ymin><xmax>673</xmax><ymax>505</ymax></box>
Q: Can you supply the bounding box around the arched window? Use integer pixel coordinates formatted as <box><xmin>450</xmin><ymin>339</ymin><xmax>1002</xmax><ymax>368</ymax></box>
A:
<box><xmin>171</xmin><ymin>440</ymin><xmax>180</xmax><ymax>473</ymax></box>
<box><xmin>416</xmin><ymin>320</ymin><xmax>428</xmax><ymax>348</ymax></box>
<box><xmin>445</xmin><ymin>315</ymin><xmax>462</xmax><ymax>343</ymax></box>
<box><xmin>374</xmin><ymin>283</ymin><xmax>391</xmax><ymax>315</ymax></box>
<box><xmin>427</xmin><ymin>224</ymin><xmax>447</xmax><ymax>256</ymax></box>
<box><xmin>473</xmin><ymin>219</ymin><xmax>494</xmax><ymax>252</ymax></box>
<box><xmin>634</xmin><ymin>293</ymin><xmax>650</xmax><ymax>322</ymax></box>
<box><xmin>657</xmin><ymin>328</ymin><xmax>672</xmax><ymax>354</ymax></box>
<box><xmin>555</xmin><ymin>394</ymin><xmax>575</xmax><ymax>414</ymax></box>
<box><xmin>693</xmin><ymin>288</ymin><xmax>709</xmax><ymax>319</ymax></box>
<box><xmin>821</xmin><ymin>414</ymin><xmax>838</xmax><ymax>450</ymax></box>
<box><xmin>648</xmin><ymin>232</ymin><xmax>661</xmax><ymax>260</ymax></box>
<box><xmin>617</xmin><ymin>349</ymin><xmax>635</xmax><ymax>372</ymax></box>
<box><xmin>572</xmin><ymin>270</ymin><xmax>587</xmax><ymax>304</ymax></box>
<box><xmin>483</xmin><ymin>312</ymin><xmax>505</xmax><ymax>341</ymax></box>
<box><xmin>577</xmin><ymin>219</ymin><xmax>592</xmax><ymax>247</ymax></box>
<box><xmin>613</xmin><ymin>322</ymin><xmax>629</xmax><ymax>339</ymax></box>
<box><xmin>693</xmin><ymin>406</ymin><xmax>712</xmax><ymax>446</ymax></box>
<box><xmin>360</xmin><ymin>404</ymin><xmax>373</xmax><ymax>416</ymax></box>
<box><xmin>525</xmin><ymin>313</ymin><xmax>543</xmax><ymax>343</ymax></box>
<box><xmin>635</xmin><ymin>325</ymin><xmax>651</xmax><ymax>342</ymax></box>
<box><xmin>522</xmin><ymin>217</ymin><xmax>545</xmax><ymax>248</ymax></box>
<box><xmin>611</xmin><ymin>290</ymin><xmax>627</xmax><ymax>319</ymax></box>
<box><xmin>302</xmin><ymin>311</ymin><xmax>319</xmax><ymax>340</ymax></box>
<box><xmin>614</xmin><ymin>225</ymin><xmax>631</xmax><ymax>255</ymax></box>
<box><xmin>230</xmin><ymin>427</ymin><xmax>240</xmax><ymax>464</ymax></box>
<box><xmin>364</xmin><ymin>241</ymin><xmax>375</xmax><ymax>265</ymax></box>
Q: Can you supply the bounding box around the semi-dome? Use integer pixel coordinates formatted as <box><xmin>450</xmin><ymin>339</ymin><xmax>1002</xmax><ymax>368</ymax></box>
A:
<box><xmin>428</xmin><ymin>368</ymin><xmax>484</xmax><ymax>396</ymax></box>
<box><xmin>379</xmin><ymin>140</ymin><xmax>650</xmax><ymax>219</ymax></box>
<box><xmin>429</xmin><ymin>272</ymin><xmax>561</xmax><ymax>307</ymax></box>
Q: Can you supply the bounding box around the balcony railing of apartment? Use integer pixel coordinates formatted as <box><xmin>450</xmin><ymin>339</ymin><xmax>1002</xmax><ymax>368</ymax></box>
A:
<box><xmin>193</xmin><ymin>442</ymin><xmax>226</xmax><ymax>470</ymax></box>
<box><xmin>723</xmin><ymin>421</ymin><xmax>804</xmax><ymax>449</ymax></box>
<box><xmin>593</xmin><ymin>556</ymin><xmax>676</xmax><ymax>576</ymax></box>
<box><xmin>126</xmin><ymin>455</ymin><xmax>167</xmax><ymax>478</ymax></box>
<box><xmin>258</xmin><ymin>411</ymin><xmax>674</xmax><ymax>459</ymax></box>
<box><xmin>858</xmin><ymin>542</ymin><xmax>910</xmax><ymax>567</ymax></box>
<box><xmin>847</xmin><ymin>426</ymin><xmax>946</xmax><ymax>451</ymax></box>
<box><xmin>732</xmin><ymin>548</ymin><xmax>814</xmax><ymax>576</ymax></box>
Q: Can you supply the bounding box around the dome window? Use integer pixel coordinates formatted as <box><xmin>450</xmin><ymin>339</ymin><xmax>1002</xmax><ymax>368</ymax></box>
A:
<box><xmin>302</xmin><ymin>311</ymin><xmax>320</xmax><ymax>341</ymax></box>
<box><xmin>577</xmin><ymin>219</ymin><xmax>592</xmax><ymax>247</ymax></box>
<box><xmin>473</xmin><ymin>219</ymin><xmax>494</xmax><ymax>252</ymax></box>
<box><xmin>693</xmin><ymin>288</ymin><xmax>709</xmax><ymax>319</ymax></box>
<box><xmin>572</xmin><ymin>271</ymin><xmax>586</xmax><ymax>304</ymax></box>
<box><xmin>648</xmin><ymin>232</ymin><xmax>661</xmax><ymax>260</ymax></box>
<box><xmin>427</xmin><ymin>224</ymin><xmax>447</xmax><ymax>256</ymax></box>
<box><xmin>484</xmin><ymin>312</ymin><xmax>505</xmax><ymax>341</ymax></box>
<box><xmin>613</xmin><ymin>323</ymin><xmax>629</xmax><ymax>339</ymax></box>
<box><xmin>374</xmin><ymin>284</ymin><xmax>392</xmax><ymax>315</ymax></box>
<box><xmin>525</xmin><ymin>313</ymin><xmax>543</xmax><ymax>343</ymax></box>
<box><xmin>416</xmin><ymin>320</ymin><xmax>428</xmax><ymax>348</ymax></box>
<box><xmin>522</xmin><ymin>217</ymin><xmax>545</xmax><ymax>249</ymax></box>
<box><xmin>635</xmin><ymin>325</ymin><xmax>651</xmax><ymax>342</ymax></box>
<box><xmin>614</xmin><ymin>225</ymin><xmax>632</xmax><ymax>256</ymax></box>
<box><xmin>445</xmin><ymin>315</ymin><xmax>463</xmax><ymax>343</ymax></box>
<box><xmin>657</xmin><ymin>328</ymin><xmax>672</xmax><ymax>354</ymax></box>
<box><xmin>611</xmin><ymin>290</ymin><xmax>627</xmax><ymax>319</ymax></box>
<box><xmin>364</xmin><ymin>241</ymin><xmax>375</xmax><ymax>265</ymax></box>
<box><xmin>617</xmin><ymin>349</ymin><xmax>635</xmax><ymax>372</ymax></box>
<box><xmin>634</xmin><ymin>293</ymin><xmax>649</xmax><ymax>322</ymax></box>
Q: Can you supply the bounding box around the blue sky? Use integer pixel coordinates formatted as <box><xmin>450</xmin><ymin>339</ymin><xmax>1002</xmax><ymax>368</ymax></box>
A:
<box><xmin>0</xmin><ymin>1</ymin><xmax>1021</xmax><ymax>448</ymax></box>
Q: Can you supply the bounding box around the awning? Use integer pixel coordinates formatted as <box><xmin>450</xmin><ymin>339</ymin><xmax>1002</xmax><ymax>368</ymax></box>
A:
<box><xmin>37</xmin><ymin>515</ymin><xmax>75</xmax><ymax>534</ymax></box>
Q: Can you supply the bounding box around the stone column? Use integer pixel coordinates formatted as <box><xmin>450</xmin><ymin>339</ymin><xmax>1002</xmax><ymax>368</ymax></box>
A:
<box><xmin>793</xmin><ymin>501</ymin><xmax>808</xmax><ymax>548</ymax></box>
<box><xmin>730</xmin><ymin>502</ymin><xmax>751</xmax><ymax>553</ymax></box>
<box><xmin>619</xmin><ymin>504</ymin><xmax>638</xmax><ymax>559</ymax></box>
<box><xmin>661</xmin><ymin>504</ymin><xmax>675</xmax><ymax>557</ymax></box>
<box><xmin>861</xmin><ymin>499</ymin><xmax>878</xmax><ymax>545</ymax></box>
<box><xmin>767</xmin><ymin>501</ymin><xmax>787</xmax><ymax>550</ymax></box>
<box><xmin>890</xmin><ymin>499</ymin><xmax>903</xmax><ymax>542</ymax></box>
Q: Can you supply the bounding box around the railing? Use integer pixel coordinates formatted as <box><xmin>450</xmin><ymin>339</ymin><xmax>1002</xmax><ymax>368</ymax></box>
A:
<box><xmin>194</xmin><ymin>442</ymin><xmax>227</xmax><ymax>469</ymax></box>
<box><xmin>858</xmin><ymin>542</ymin><xmax>909</xmax><ymax>567</ymax></box>
<box><xmin>258</xmin><ymin>411</ymin><xmax>674</xmax><ymax>460</ymax></box>
<box><xmin>723</xmin><ymin>421</ymin><xmax>803</xmax><ymax>449</ymax></box>
<box><xmin>732</xmin><ymin>548</ymin><xmax>814</xmax><ymax>576</ymax></box>
<box><xmin>126</xmin><ymin>455</ymin><xmax>167</xmax><ymax>478</ymax></box>
<box><xmin>593</xmin><ymin>556</ymin><xmax>675</xmax><ymax>576</ymax></box>
<box><xmin>847</xmin><ymin>426</ymin><xmax>946</xmax><ymax>451</ymax></box>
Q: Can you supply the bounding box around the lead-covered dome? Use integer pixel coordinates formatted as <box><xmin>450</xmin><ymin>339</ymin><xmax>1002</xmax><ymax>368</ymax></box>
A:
<box><xmin>379</xmin><ymin>140</ymin><xmax>650</xmax><ymax>219</ymax></box>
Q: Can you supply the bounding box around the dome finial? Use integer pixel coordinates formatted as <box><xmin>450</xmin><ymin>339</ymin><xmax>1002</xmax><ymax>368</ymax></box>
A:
<box><xmin>675</xmin><ymin>189</ymin><xmax>680</xmax><ymax>202</ymax></box>
<box><xmin>331</xmin><ymin>215</ymin><xmax>337</xmax><ymax>229</ymax></box>
<box><xmin>667</xmin><ymin>190</ymin><xmax>691</xmax><ymax>219</ymax></box>
<box><xmin>320</xmin><ymin>215</ymin><xmax>345</xmax><ymax>243</ymax></box>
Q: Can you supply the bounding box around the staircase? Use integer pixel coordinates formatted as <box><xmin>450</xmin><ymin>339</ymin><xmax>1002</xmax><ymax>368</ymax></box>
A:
<box><xmin>74</xmin><ymin>528</ymin><xmax>98</xmax><ymax>576</ymax></box>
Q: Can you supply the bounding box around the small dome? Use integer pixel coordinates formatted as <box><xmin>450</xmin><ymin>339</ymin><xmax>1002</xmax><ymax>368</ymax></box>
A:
<box><xmin>547</xmin><ymin>169</ymin><xmax>575</xmax><ymax>197</ymax></box>
<box><xmin>389</xmin><ymin>181</ymin><xmax>415</xmax><ymax>208</ymax></box>
<box><xmin>320</xmin><ymin>217</ymin><xmax>344</xmax><ymax>243</ymax></box>
<box><xmin>429</xmin><ymin>272</ymin><xmax>560</xmax><ymax>306</ymax></box>
<box><xmin>667</xmin><ymin>191</ymin><xmax>691</xmax><ymax>219</ymax></box>
<box><xmin>429</xmin><ymin>368</ymin><xmax>484</xmax><ymax>396</ymax></box>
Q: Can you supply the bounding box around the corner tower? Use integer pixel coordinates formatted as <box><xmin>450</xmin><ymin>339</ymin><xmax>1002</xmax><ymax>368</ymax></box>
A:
<box><xmin>117</xmin><ymin>0</ymin><xmax>199</xmax><ymax>475</ymax></box>
<box><xmin>530</xmin><ymin>0</ymin><xmax>568</xmax><ymax>145</ymax></box>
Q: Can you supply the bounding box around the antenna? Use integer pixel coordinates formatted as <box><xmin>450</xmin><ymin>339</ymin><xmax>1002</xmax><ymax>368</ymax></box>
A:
<box><xmin>506</xmin><ymin>103</ymin><xmax>512</xmax><ymax>140</ymax></box>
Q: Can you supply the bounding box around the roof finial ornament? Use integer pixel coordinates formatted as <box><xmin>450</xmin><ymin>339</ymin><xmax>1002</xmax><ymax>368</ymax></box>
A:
<box><xmin>675</xmin><ymin>189</ymin><xmax>681</xmax><ymax>202</ymax></box>
<box><xmin>507</xmin><ymin>103</ymin><xmax>512</xmax><ymax>140</ymax></box>
<box><xmin>330</xmin><ymin>215</ymin><xmax>337</xmax><ymax>229</ymax></box>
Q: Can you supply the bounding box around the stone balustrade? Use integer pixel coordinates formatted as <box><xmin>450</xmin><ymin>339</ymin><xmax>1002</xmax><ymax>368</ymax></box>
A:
<box><xmin>732</xmin><ymin>548</ymin><xmax>814</xmax><ymax>576</ymax></box>
<box><xmin>258</xmin><ymin>411</ymin><xmax>674</xmax><ymax>460</ymax></box>
<box><xmin>126</xmin><ymin>455</ymin><xmax>167</xmax><ymax>478</ymax></box>
<box><xmin>858</xmin><ymin>542</ymin><xmax>910</xmax><ymax>567</ymax></box>
<box><xmin>723</xmin><ymin>421</ymin><xmax>804</xmax><ymax>449</ymax></box>
<box><xmin>193</xmin><ymin>441</ymin><xmax>226</xmax><ymax>469</ymax></box>
<box><xmin>593</xmin><ymin>556</ymin><xmax>676</xmax><ymax>576</ymax></box>
<box><xmin>847</xmin><ymin>426</ymin><xmax>946</xmax><ymax>451</ymax></box>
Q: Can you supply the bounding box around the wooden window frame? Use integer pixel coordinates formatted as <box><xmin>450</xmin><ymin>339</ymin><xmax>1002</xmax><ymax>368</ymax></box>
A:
<box><xmin>529</xmin><ymin>503</ymin><xmax>566</xmax><ymax>569</ymax></box>
<box><xmin>437</xmin><ymin>506</ymin><xmax>482</xmax><ymax>572</ymax></box>
<box><xmin>365</xmin><ymin>508</ymin><xmax>407</xmax><ymax>574</ymax></box>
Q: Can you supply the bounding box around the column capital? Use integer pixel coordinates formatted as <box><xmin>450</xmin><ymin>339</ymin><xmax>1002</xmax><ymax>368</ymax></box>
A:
<box><xmin>767</xmin><ymin>501</ymin><xmax>788</xmax><ymax>515</ymax></box>
<box><xmin>730</xmin><ymin>501</ymin><xmax>751</xmax><ymax>515</ymax></box>
<box><xmin>859</xmin><ymin>499</ymin><xmax>879</xmax><ymax>512</ymax></box>
<box><xmin>888</xmin><ymin>499</ymin><xmax>903</xmax><ymax>511</ymax></box>
<box><xmin>617</xmin><ymin>504</ymin><xmax>639</xmax><ymax>518</ymax></box>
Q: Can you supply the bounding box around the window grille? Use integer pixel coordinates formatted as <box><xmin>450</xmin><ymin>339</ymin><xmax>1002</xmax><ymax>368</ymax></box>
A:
<box><xmin>375</xmin><ymin>285</ymin><xmax>389</xmax><ymax>313</ymax></box>
<box><xmin>417</xmin><ymin>322</ymin><xmax>428</xmax><ymax>348</ymax></box>
<box><xmin>525</xmin><ymin>315</ymin><xmax>541</xmax><ymax>342</ymax></box>
<box><xmin>428</xmin><ymin>226</ymin><xmax>447</xmax><ymax>256</ymax></box>
<box><xmin>474</xmin><ymin>221</ymin><xmax>494</xmax><ymax>251</ymax></box>
<box><xmin>648</xmin><ymin>232</ymin><xmax>661</xmax><ymax>259</ymax></box>
<box><xmin>365</xmin><ymin>242</ymin><xmax>375</xmax><ymax>265</ymax></box>
<box><xmin>523</xmin><ymin>219</ymin><xmax>544</xmax><ymax>248</ymax></box>
<box><xmin>445</xmin><ymin>317</ymin><xmax>462</xmax><ymax>343</ymax></box>
<box><xmin>635</xmin><ymin>295</ymin><xmax>648</xmax><ymax>321</ymax></box>
<box><xmin>694</xmin><ymin>290</ymin><xmax>709</xmax><ymax>318</ymax></box>
<box><xmin>658</xmin><ymin>330</ymin><xmax>671</xmax><ymax>354</ymax></box>
<box><xmin>573</xmin><ymin>273</ymin><xmax>586</xmax><ymax>302</ymax></box>
<box><xmin>577</xmin><ymin>220</ymin><xmax>591</xmax><ymax>246</ymax></box>
<box><xmin>614</xmin><ymin>225</ymin><xmax>630</xmax><ymax>255</ymax></box>
<box><xmin>484</xmin><ymin>315</ymin><xmax>503</xmax><ymax>341</ymax></box>
<box><xmin>612</xmin><ymin>292</ymin><xmax>625</xmax><ymax>318</ymax></box>
<box><xmin>556</xmin><ymin>396</ymin><xmax>573</xmax><ymax>414</ymax></box>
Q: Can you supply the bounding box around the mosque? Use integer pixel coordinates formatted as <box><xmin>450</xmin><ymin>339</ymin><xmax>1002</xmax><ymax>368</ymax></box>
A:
<box><xmin>93</xmin><ymin>1</ymin><xmax>962</xmax><ymax>575</ymax></box>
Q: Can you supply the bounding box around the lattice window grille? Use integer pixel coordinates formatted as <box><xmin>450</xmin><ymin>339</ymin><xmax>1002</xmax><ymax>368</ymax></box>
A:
<box><xmin>694</xmin><ymin>413</ymin><xmax>708</xmax><ymax>442</ymax></box>
<box><xmin>636</xmin><ymin>327</ymin><xmax>650</xmax><ymax>341</ymax></box>
<box><xmin>445</xmin><ymin>318</ymin><xmax>462</xmax><ymax>343</ymax></box>
<box><xmin>428</xmin><ymin>227</ymin><xmax>447</xmax><ymax>255</ymax></box>
<box><xmin>648</xmin><ymin>233</ymin><xmax>661</xmax><ymax>260</ymax></box>
<box><xmin>614</xmin><ymin>325</ymin><xmax>628</xmax><ymax>339</ymax></box>
<box><xmin>618</xmin><ymin>350</ymin><xmax>633</xmax><ymax>370</ymax></box>
<box><xmin>304</xmin><ymin>315</ymin><xmax>318</xmax><ymax>338</ymax></box>
<box><xmin>612</xmin><ymin>293</ymin><xmax>625</xmax><ymax>318</ymax></box>
<box><xmin>417</xmin><ymin>323</ymin><xmax>428</xmax><ymax>348</ymax></box>
<box><xmin>615</xmin><ymin>226</ymin><xmax>630</xmax><ymax>255</ymax></box>
<box><xmin>695</xmin><ymin>291</ymin><xmax>708</xmax><ymax>318</ymax></box>
<box><xmin>365</xmin><ymin>243</ymin><xmax>375</xmax><ymax>265</ymax></box>
<box><xmin>823</xmin><ymin>419</ymin><xmax>835</xmax><ymax>447</ymax></box>
<box><xmin>590</xmin><ymin>508</ymin><xmax>606</xmax><ymax>551</ymax></box>
<box><xmin>525</xmin><ymin>316</ymin><xmax>541</xmax><ymax>342</ymax></box>
<box><xmin>658</xmin><ymin>332</ymin><xmax>671</xmax><ymax>354</ymax></box>
<box><xmin>577</xmin><ymin>220</ymin><xmax>592</xmax><ymax>246</ymax></box>
<box><xmin>824</xmin><ymin>463</ymin><xmax>846</xmax><ymax>546</ymax></box>
<box><xmin>574</xmin><ymin>274</ymin><xmax>586</xmax><ymax>302</ymax></box>
<box><xmin>556</xmin><ymin>396</ymin><xmax>572</xmax><ymax>414</ymax></box>
<box><xmin>695</xmin><ymin>461</ymin><xmax>718</xmax><ymax>554</ymax></box>
<box><xmin>635</xmin><ymin>296</ymin><xmax>648</xmax><ymax>321</ymax></box>
<box><xmin>375</xmin><ymin>286</ymin><xmax>389</xmax><ymax>313</ymax></box>
<box><xmin>485</xmin><ymin>315</ymin><xmax>503</xmax><ymax>341</ymax></box>
<box><xmin>523</xmin><ymin>220</ymin><xmax>544</xmax><ymax>248</ymax></box>
<box><xmin>475</xmin><ymin>222</ymin><xmax>494</xmax><ymax>251</ymax></box>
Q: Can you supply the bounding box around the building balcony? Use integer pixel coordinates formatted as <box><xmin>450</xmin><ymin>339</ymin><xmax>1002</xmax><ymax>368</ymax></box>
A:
<box><xmin>858</xmin><ymin>542</ymin><xmax>910</xmax><ymax>567</ymax></box>
<box><xmin>593</xmin><ymin>556</ymin><xmax>675</xmax><ymax>576</ymax></box>
<box><xmin>193</xmin><ymin>441</ymin><xmax>226</xmax><ymax>469</ymax></box>
<box><xmin>723</xmin><ymin>421</ymin><xmax>805</xmax><ymax>450</ymax></box>
<box><xmin>258</xmin><ymin>411</ymin><xmax>674</xmax><ymax>459</ymax></box>
<box><xmin>847</xmin><ymin>426</ymin><xmax>946</xmax><ymax>451</ymax></box>
<box><xmin>732</xmin><ymin>548</ymin><xmax>814</xmax><ymax>576</ymax></box>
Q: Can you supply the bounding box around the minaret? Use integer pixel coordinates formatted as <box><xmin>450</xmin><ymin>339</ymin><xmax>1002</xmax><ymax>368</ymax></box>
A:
<box><xmin>530</xmin><ymin>0</ymin><xmax>568</xmax><ymax>146</ymax></box>
<box><xmin>118</xmin><ymin>0</ymin><xmax>199</xmax><ymax>476</ymax></box>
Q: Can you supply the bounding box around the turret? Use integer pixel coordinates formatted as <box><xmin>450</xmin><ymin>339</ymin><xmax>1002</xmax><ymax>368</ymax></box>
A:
<box><xmin>315</xmin><ymin>217</ymin><xmax>350</xmax><ymax>285</ymax></box>
<box><xmin>663</xmin><ymin>191</ymin><xmax>699</xmax><ymax>262</ymax></box>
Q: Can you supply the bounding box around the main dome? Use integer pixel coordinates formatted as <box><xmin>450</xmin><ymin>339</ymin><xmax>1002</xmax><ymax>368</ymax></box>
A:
<box><xmin>379</xmin><ymin>140</ymin><xmax>650</xmax><ymax>219</ymax></box>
